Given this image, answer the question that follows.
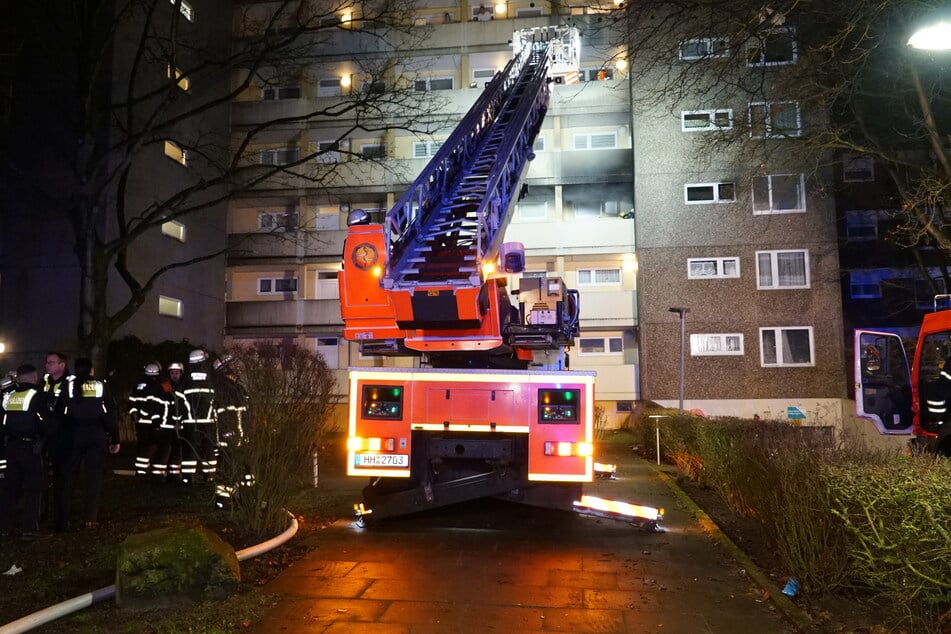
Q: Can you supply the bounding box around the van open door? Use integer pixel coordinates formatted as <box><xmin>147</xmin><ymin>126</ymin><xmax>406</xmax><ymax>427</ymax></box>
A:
<box><xmin>854</xmin><ymin>330</ymin><xmax>913</xmax><ymax>434</ymax></box>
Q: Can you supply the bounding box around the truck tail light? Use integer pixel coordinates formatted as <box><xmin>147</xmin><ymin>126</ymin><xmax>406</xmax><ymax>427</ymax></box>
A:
<box><xmin>349</xmin><ymin>436</ymin><xmax>396</xmax><ymax>452</ymax></box>
<box><xmin>544</xmin><ymin>441</ymin><xmax>593</xmax><ymax>457</ymax></box>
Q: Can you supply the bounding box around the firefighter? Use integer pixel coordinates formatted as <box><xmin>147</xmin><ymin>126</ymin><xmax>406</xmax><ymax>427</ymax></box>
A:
<box><xmin>163</xmin><ymin>361</ymin><xmax>186</xmax><ymax>482</ymax></box>
<box><xmin>0</xmin><ymin>365</ymin><xmax>48</xmax><ymax>539</ymax></box>
<box><xmin>178</xmin><ymin>349</ymin><xmax>217</xmax><ymax>483</ymax></box>
<box><xmin>923</xmin><ymin>355</ymin><xmax>951</xmax><ymax>434</ymax></box>
<box><xmin>129</xmin><ymin>362</ymin><xmax>171</xmax><ymax>478</ymax></box>
<box><xmin>55</xmin><ymin>358</ymin><xmax>120</xmax><ymax>530</ymax></box>
<box><xmin>213</xmin><ymin>355</ymin><xmax>251</xmax><ymax>508</ymax></box>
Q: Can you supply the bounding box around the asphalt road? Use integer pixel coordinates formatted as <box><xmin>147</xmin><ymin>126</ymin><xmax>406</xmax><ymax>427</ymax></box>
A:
<box><xmin>250</xmin><ymin>451</ymin><xmax>795</xmax><ymax>633</ymax></box>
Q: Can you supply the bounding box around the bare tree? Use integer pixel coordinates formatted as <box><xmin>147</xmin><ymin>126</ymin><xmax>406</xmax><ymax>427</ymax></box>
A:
<box><xmin>1</xmin><ymin>0</ymin><xmax>446</xmax><ymax>365</ymax></box>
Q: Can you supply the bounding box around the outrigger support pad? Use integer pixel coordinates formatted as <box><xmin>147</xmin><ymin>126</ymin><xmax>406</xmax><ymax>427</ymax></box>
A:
<box><xmin>572</xmin><ymin>495</ymin><xmax>665</xmax><ymax>532</ymax></box>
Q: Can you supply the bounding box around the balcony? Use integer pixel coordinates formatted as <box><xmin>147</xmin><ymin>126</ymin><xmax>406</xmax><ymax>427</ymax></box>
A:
<box><xmin>578</xmin><ymin>290</ymin><xmax>636</xmax><ymax>329</ymax></box>
<box><xmin>228</xmin><ymin>231</ymin><xmax>346</xmax><ymax>262</ymax></box>
<box><xmin>226</xmin><ymin>299</ymin><xmax>343</xmax><ymax>331</ymax></box>
<box><xmin>506</xmin><ymin>217</ymin><xmax>634</xmax><ymax>254</ymax></box>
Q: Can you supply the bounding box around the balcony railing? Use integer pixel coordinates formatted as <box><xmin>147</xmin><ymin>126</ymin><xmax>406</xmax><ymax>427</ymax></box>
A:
<box><xmin>226</xmin><ymin>299</ymin><xmax>343</xmax><ymax>330</ymax></box>
<box><xmin>227</xmin><ymin>231</ymin><xmax>346</xmax><ymax>261</ymax></box>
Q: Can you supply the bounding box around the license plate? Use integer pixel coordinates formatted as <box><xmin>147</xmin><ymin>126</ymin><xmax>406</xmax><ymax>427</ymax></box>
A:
<box><xmin>355</xmin><ymin>453</ymin><xmax>409</xmax><ymax>467</ymax></box>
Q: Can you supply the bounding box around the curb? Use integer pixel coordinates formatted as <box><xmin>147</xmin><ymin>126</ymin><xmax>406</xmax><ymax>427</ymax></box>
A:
<box><xmin>649</xmin><ymin>462</ymin><xmax>814</xmax><ymax>632</ymax></box>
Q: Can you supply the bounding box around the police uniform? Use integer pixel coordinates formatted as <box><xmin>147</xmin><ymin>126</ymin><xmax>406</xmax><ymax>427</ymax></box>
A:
<box><xmin>42</xmin><ymin>367</ymin><xmax>73</xmax><ymax>529</ymax></box>
<box><xmin>56</xmin><ymin>364</ymin><xmax>119</xmax><ymax>529</ymax></box>
<box><xmin>177</xmin><ymin>350</ymin><xmax>217</xmax><ymax>483</ymax></box>
<box><xmin>1</xmin><ymin>370</ymin><xmax>48</xmax><ymax>536</ymax></box>
<box><xmin>0</xmin><ymin>372</ymin><xmax>17</xmax><ymax>480</ymax></box>
<box><xmin>129</xmin><ymin>363</ymin><xmax>172</xmax><ymax>477</ymax></box>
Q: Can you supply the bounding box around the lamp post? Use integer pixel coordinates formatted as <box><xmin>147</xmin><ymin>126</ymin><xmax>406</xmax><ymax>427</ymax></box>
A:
<box><xmin>908</xmin><ymin>6</ymin><xmax>951</xmax><ymax>50</ymax></box>
<box><xmin>668</xmin><ymin>307</ymin><xmax>688</xmax><ymax>415</ymax></box>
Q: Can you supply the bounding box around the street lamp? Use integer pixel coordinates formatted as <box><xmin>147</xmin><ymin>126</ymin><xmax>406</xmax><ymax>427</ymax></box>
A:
<box><xmin>908</xmin><ymin>6</ymin><xmax>951</xmax><ymax>50</ymax></box>
<box><xmin>668</xmin><ymin>307</ymin><xmax>688</xmax><ymax>415</ymax></box>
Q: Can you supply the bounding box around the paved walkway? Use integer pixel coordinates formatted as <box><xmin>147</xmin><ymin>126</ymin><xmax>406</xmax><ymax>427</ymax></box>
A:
<box><xmin>249</xmin><ymin>450</ymin><xmax>797</xmax><ymax>633</ymax></box>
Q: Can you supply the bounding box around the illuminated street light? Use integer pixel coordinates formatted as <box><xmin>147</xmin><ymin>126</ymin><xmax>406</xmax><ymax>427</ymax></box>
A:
<box><xmin>908</xmin><ymin>6</ymin><xmax>951</xmax><ymax>50</ymax></box>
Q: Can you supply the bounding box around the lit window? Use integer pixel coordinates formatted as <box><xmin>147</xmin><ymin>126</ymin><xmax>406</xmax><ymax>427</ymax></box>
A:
<box><xmin>760</xmin><ymin>327</ymin><xmax>813</xmax><ymax>367</ymax></box>
<box><xmin>573</xmin><ymin>132</ymin><xmax>618</xmax><ymax>150</ymax></box>
<box><xmin>316</xmin><ymin>337</ymin><xmax>340</xmax><ymax>369</ymax></box>
<box><xmin>681</xmin><ymin>109</ymin><xmax>732</xmax><ymax>131</ymax></box>
<box><xmin>685</xmin><ymin>182</ymin><xmax>735</xmax><ymax>204</ymax></box>
<box><xmin>166</xmin><ymin>66</ymin><xmax>190</xmax><ymax>91</ymax></box>
<box><xmin>843</xmin><ymin>154</ymin><xmax>875</xmax><ymax>182</ymax></box>
<box><xmin>747</xmin><ymin>28</ymin><xmax>797</xmax><ymax>66</ymax></box>
<box><xmin>580</xmin><ymin>68</ymin><xmax>614</xmax><ymax>82</ymax></box>
<box><xmin>578</xmin><ymin>336</ymin><xmax>624</xmax><ymax>355</ymax></box>
<box><xmin>258</xmin><ymin>277</ymin><xmax>299</xmax><ymax>294</ymax></box>
<box><xmin>412</xmin><ymin>141</ymin><xmax>444</xmax><ymax>158</ymax></box>
<box><xmin>679</xmin><ymin>37</ymin><xmax>730</xmax><ymax>60</ymax></box>
<box><xmin>472</xmin><ymin>68</ymin><xmax>496</xmax><ymax>88</ymax></box>
<box><xmin>749</xmin><ymin>101</ymin><xmax>801</xmax><ymax>138</ymax></box>
<box><xmin>164</xmin><ymin>140</ymin><xmax>187</xmax><ymax>166</ymax></box>
<box><xmin>170</xmin><ymin>0</ymin><xmax>194</xmax><ymax>22</ymax></box>
<box><xmin>260</xmin><ymin>148</ymin><xmax>300</xmax><ymax>166</ymax></box>
<box><xmin>316</xmin><ymin>271</ymin><xmax>340</xmax><ymax>300</ymax></box>
<box><xmin>752</xmin><ymin>174</ymin><xmax>805</xmax><ymax>214</ymax></box>
<box><xmin>317</xmin><ymin>78</ymin><xmax>342</xmax><ymax>97</ymax></box>
<box><xmin>516</xmin><ymin>201</ymin><xmax>547</xmax><ymax>220</ymax></box>
<box><xmin>161</xmin><ymin>220</ymin><xmax>186</xmax><ymax>242</ymax></box>
<box><xmin>756</xmin><ymin>249</ymin><xmax>809</xmax><ymax>289</ymax></box>
<box><xmin>690</xmin><ymin>333</ymin><xmax>744</xmax><ymax>356</ymax></box>
<box><xmin>577</xmin><ymin>268</ymin><xmax>622</xmax><ymax>286</ymax></box>
<box><xmin>262</xmin><ymin>85</ymin><xmax>301</xmax><ymax>100</ymax></box>
<box><xmin>687</xmin><ymin>257</ymin><xmax>740</xmax><ymax>279</ymax></box>
<box><xmin>158</xmin><ymin>295</ymin><xmax>183</xmax><ymax>318</ymax></box>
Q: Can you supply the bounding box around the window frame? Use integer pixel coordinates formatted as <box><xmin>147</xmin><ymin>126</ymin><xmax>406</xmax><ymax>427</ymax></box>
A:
<box><xmin>259</xmin><ymin>147</ymin><xmax>300</xmax><ymax>166</ymax></box>
<box><xmin>576</xmin><ymin>267</ymin><xmax>622</xmax><ymax>286</ymax></box>
<box><xmin>684</xmin><ymin>182</ymin><xmax>736</xmax><ymax>204</ymax></box>
<box><xmin>755</xmin><ymin>249</ymin><xmax>810</xmax><ymax>290</ymax></box>
<box><xmin>158</xmin><ymin>295</ymin><xmax>184</xmax><ymax>319</ymax></box>
<box><xmin>850</xmin><ymin>281</ymin><xmax>882</xmax><ymax>299</ymax></box>
<box><xmin>262</xmin><ymin>85</ymin><xmax>301</xmax><ymax>100</ymax></box>
<box><xmin>163</xmin><ymin>140</ymin><xmax>187</xmax><ymax>166</ymax></box>
<box><xmin>412</xmin><ymin>140</ymin><xmax>444</xmax><ymax>159</ymax></box>
<box><xmin>752</xmin><ymin>173</ymin><xmax>806</xmax><ymax>214</ymax></box>
<box><xmin>749</xmin><ymin>101</ymin><xmax>802</xmax><ymax>138</ymax></box>
<box><xmin>681</xmin><ymin>109</ymin><xmax>733</xmax><ymax>132</ymax></box>
<box><xmin>161</xmin><ymin>220</ymin><xmax>186</xmax><ymax>242</ymax></box>
<box><xmin>572</xmin><ymin>132</ymin><xmax>618</xmax><ymax>150</ymax></box>
<box><xmin>759</xmin><ymin>326</ymin><xmax>814</xmax><ymax>367</ymax></box>
<box><xmin>843</xmin><ymin>154</ymin><xmax>875</xmax><ymax>182</ymax></box>
<box><xmin>360</xmin><ymin>143</ymin><xmax>386</xmax><ymax>160</ymax></box>
<box><xmin>690</xmin><ymin>333</ymin><xmax>744</xmax><ymax>356</ymax></box>
<box><xmin>577</xmin><ymin>335</ymin><xmax>624</xmax><ymax>356</ymax></box>
<box><xmin>687</xmin><ymin>256</ymin><xmax>740</xmax><ymax>279</ymax></box>
<box><xmin>257</xmin><ymin>277</ymin><xmax>299</xmax><ymax>295</ymax></box>
<box><xmin>258</xmin><ymin>211</ymin><xmax>299</xmax><ymax>231</ymax></box>
<box><xmin>317</xmin><ymin>78</ymin><xmax>342</xmax><ymax>97</ymax></box>
<box><xmin>747</xmin><ymin>27</ymin><xmax>798</xmax><ymax>67</ymax></box>
<box><xmin>678</xmin><ymin>37</ymin><xmax>730</xmax><ymax>61</ymax></box>
<box><xmin>413</xmin><ymin>76</ymin><xmax>455</xmax><ymax>92</ymax></box>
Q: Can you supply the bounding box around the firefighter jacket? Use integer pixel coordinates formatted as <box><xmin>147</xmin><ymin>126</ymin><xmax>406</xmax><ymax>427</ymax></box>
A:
<box><xmin>215</xmin><ymin>377</ymin><xmax>248</xmax><ymax>440</ymax></box>
<box><xmin>57</xmin><ymin>376</ymin><xmax>119</xmax><ymax>443</ymax></box>
<box><xmin>128</xmin><ymin>377</ymin><xmax>173</xmax><ymax>430</ymax></box>
<box><xmin>177</xmin><ymin>367</ymin><xmax>216</xmax><ymax>424</ymax></box>
<box><xmin>2</xmin><ymin>382</ymin><xmax>47</xmax><ymax>442</ymax></box>
<box><xmin>922</xmin><ymin>371</ymin><xmax>951</xmax><ymax>434</ymax></box>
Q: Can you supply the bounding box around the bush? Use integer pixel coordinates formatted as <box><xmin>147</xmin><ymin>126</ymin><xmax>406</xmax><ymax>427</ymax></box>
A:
<box><xmin>217</xmin><ymin>343</ymin><xmax>337</xmax><ymax>536</ymax></box>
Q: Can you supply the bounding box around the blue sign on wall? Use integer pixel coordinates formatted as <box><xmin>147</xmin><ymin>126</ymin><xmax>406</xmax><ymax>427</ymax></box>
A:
<box><xmin>787</xmin><ymin>406</ymin><xmax>806</xmax><ymax>420</ymax></box>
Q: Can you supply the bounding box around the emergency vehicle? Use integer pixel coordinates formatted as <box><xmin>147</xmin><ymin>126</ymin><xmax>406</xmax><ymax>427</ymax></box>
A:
<box><xmin>339</xmin><ymin>26</ymin><xmax>661</xmax><ymax>527</ymax></box>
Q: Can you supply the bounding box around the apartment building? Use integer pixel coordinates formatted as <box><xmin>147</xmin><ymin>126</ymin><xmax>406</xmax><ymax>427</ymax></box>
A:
<box><xmin>225</xmin><ymin>1</ymin><xmax>638</xmax><ymax>427</ymax></box>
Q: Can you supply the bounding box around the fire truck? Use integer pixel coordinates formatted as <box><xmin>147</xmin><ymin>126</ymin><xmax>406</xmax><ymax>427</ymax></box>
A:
<box><xmin>339</xmin><ymin>26</ymin><xmax>660</xmax><ymax>527</ymax></box>
<box><xmin>855</xmin><ymin>296</ymin><xmax>951</xmax><ymax>456</ymax></box>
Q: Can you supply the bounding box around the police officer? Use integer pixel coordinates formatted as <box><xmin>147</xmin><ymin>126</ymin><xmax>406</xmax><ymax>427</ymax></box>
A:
<box><xmin>55</xmin><ymin>358</ymin><xmax>119</xmax><ymax>530</ymax></box>
<box><xmin>163</xmin><ymin>362</ymin><xmax>186</xmax><ymax>482</ymax></box>
<box><xmin>0</xmin><ymin>370</ymin><xmax>17</xmax><ymax>480</ymax></box>
<box><xmin>41</xmin><ymin>352</ymin><xmax>72</xmax><ymax>529</ymax></box>
<box><xmin>0</xmin><ymin>365</ymin><xmax>48</xmax><ymax>539</ymax></box>
<box><xmin>213</xmin><ymin>355</ymin><xmax>250</xmax><ymax>508</ymax></box>
<box><xmin>177</xmin><ymin>349</ymin><xmax>217</xmax><ymax>483</ymax></box>
<box><xmin>129</xmin><ymin>362</ymin><xmax>171</xmax><ymax>478</ymax></box>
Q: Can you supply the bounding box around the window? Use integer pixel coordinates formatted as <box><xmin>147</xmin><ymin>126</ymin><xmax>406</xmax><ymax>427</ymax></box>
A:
<box><xmin>317</xmin><ymin>78</ymin><xmax>342</xmax><ymax>97</ymax></box>
<box><xmin>414</xmin><ymin>77</ymin><xmax>454</xmax><ymax>91</ymax></box>
<box><xmin>688</xmin><ymin>257</ymin><xmax>740</xmax><ymax>279</ymax></box>
<box><xmin>532</xmin><ymin>136</ymin><xmax>545</xmax><ymax>152</ymax></box>
<box><xmin>752</xmin><ymin>174</ymin><xmax>805</xmax><ymax>213</ymax></box>
<box><xmin>170</xmin><ymin>0</ymin><xmax>194</xmax><ymax>22</ymax></box>
<box><xmin>260</xmin><ymin>148</ymin><xmax>299</xmax><ymax>166</ymax></box>
<box><xmin>158</xmin><ymin>295</ymin><xmax>183</xmax><ymax>318</ymax></box>
<box><xmin>690</xmin><ymin>333</ymin><xmax>744</xmax><ymax>356</ymax></box>
<box><xmin>516</xmin><ymin>7</ymin><xmax>542</xmax><ymax>17</ymax></box>
<box><xmin>163</xmin><ymin>140</ymin><xmax>187</xmax><ymax>166</ymax></box>
<box><xmin>843</xmin><ymin>154</ymin><xmax>875</xmax><ymax>182</ymax></box>
<box><xmin>316</xmin><ymin>337</ymin><xmax>340</xmax><ymax>369</ymax></box>
<box><xmin>616</xmin><ymin>401</ymin><xmax>633</xmax><ymax>413</ymax></box>
<box><xmin>679</xmin><ymin>37</ymin><xmax>729</xmax><ymax>60</ymax></box>
<box><xmin>577</xmin><ymin>268</ymin><xmax>622</xmax><ymax>286</ymax></box>
<box><xmin>573</xmin><ymin>132</ymin><xmax>617</xmax><ymax>150</ymax></box>
<box><xmin>258</xmin><ymin>277</ymin><xmax>299</xmax><ymax>294</ymax></box>
<box><xmin>317</xmin><ymin>140</ymin><xmax>340</xmax><ymax>164</ymax></box>
<box><xmin>360</xmin><ymin>144</ymin><xmax>386</xmax><ymax>159</ymax></box>
<box><xmin>161</xmin><ymin>220</ymin><xmax>186</xmax><ymax>242</ymax></box>
<box><xmin>361</xmin><ymin>79</ymin><xmax>386</xmax><ymax>94</ymax></box>
<box><xmin>316</xmin><ymin>271</ymin><xmax>340</xmax><ymax>299</ymax></box>
<box><xmin>167</xmin><ymin>66</ymin><xmax>190</xmax><ymax>91</ymax></box>
<box><xmin>521</xmin><ymin>270</ymin><xmax>549</xmax><ymax>279</ymax></box>
<box><xmin>747</xmin><ymin>28</ymin><xmax>797</xmax><ymax>66</ymax></box>
<box><xmin>413</xmin><ymin>141</ymin><xmax>443</xmax><ymax>158</ymax></box>
<box><xmin>760</xmin><ymin>327</ymin><xmax>813</xmax><ymax>367</ymax></box>
<box><xmin>472</xmin><ymin>68</ymin><xmax>496</xmax><ymax>87</ymax></box>
<box><xmin>516</xmin><ymin>201</ymin><xmax>547</xmax><ymax>220</ymax></box>
<box><xmin>851</xmin><ymin>282</ymin><xmax>882</xmax><ymax>299</ymax></box>
<box><xmin>685</xmin><ymin>182</ymin><xmax>735</xmax><ymax>204</ymax></box>
<box><xmin>845</xmin><ymin>212</ymin><xmax>878</xmax><ymax>241</ymax></box>
<box><xmin>756</xmin><ymin>249</ymin><xmax>809</xmax><ymax>289</ymax></box>
<box><xmin>580</xmin><ymin>68</ymin><xmax>614</xmax><ymax>82</ymax></box>
<box><xmin>262</xmin><ymin>85</ymin><xmax>301</xmax><ymax>100</ymax></box>
<box><xmin>681</xmin><ymin>109</ymin><xmax>732</xmax><ymax>131</ymax></box>
<box><xmin>259</xmin><ymin>211</ymin><xmax>299</xmax><ymax>231</ymax></box>
<box><xmin>578</xmin><ymin>336</ymin><xmax>623</xmax><ymax>355</ymax></box>
<box><xmin>749</xmin><ymin>101</ymin><xmax>801</xmax><ymax>138</ymax></box>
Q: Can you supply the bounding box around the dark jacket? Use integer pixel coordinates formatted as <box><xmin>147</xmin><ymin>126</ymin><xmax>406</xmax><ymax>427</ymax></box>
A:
<box><xmin>57</xmin><ymin>376</ymin><xmax>119</xmax><ymax>443</ymax></box>
<box><xmin>1</xmin><ymin>382</ymin><xmax>47</xmax><ymax>440</ymax></box>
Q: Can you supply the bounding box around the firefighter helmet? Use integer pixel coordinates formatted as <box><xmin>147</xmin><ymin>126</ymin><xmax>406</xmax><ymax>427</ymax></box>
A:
<box><xmin>168</xmin><ymin>362</ymin><xmax>185</xmax><ymax>371</ymax></box>
<box><xmin>188</xmin><ymin>349</ymin><xmax>208</xmax><ymax>364</ymax></box>
<box><xmin>213</xmin><ymin>353</ymin><xmax>235</xmax><ymax>372</ymax></box>
<box><xmin>144</xmin><ymin>362</ymin><xmax>162</xmax><ymax>377</ymax></box>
